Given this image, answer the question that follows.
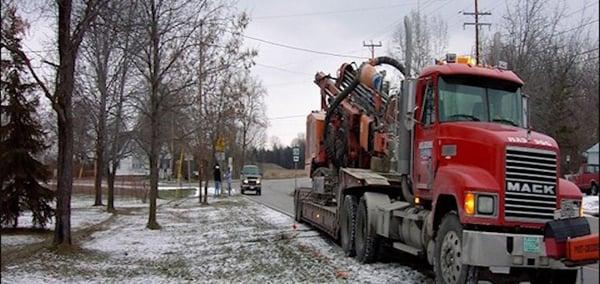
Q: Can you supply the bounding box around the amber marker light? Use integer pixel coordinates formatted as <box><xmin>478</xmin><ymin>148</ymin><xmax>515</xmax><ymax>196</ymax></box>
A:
<box><xmin>464</xmin><ymin>192</ymin><xmax>475</xmax><ymax>215</ymax></box>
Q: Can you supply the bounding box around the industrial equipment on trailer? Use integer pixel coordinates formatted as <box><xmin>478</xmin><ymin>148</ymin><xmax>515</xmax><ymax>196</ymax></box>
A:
<box><xmin>294</xmin><ymin>55</ymin><xmax>599</xmax><ymax>283</ymax></box>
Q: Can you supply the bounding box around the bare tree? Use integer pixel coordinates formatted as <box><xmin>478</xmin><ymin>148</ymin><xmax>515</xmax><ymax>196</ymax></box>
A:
<box><xmin>236</xmin><ymin>74</ymin><xmax>268</xmax><ymax>169</ymax></box>
<box><xmin>487</xmin><ymin>0</ymin><xmax>599</xmax><ymax>173</ymax></box>
<box><xmin>130</xmin><ymin>0</ymin><xmax>210</xmax><ymax>229</ymax></box>
<box><xmin>105</xmin><ymin>2</ymin><xmax>137</xmax><ymax>212</ymax></box>
<box><xmin>3</xmin><ymin>0</ymin><xmax>107</xmax><ymax>245</ymax></box>
<box><xmin>391</xmin><ymin>10</ymin><xmax>448</xmax><ymax>75</ymax></box>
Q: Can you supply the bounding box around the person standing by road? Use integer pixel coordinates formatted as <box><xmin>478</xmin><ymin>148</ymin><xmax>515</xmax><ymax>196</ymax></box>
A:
<box><xmin>224</xmin><ymin>167</ymin><xmax>233</xmax><ymax>196</ymax></box>
<box><xmin>213</xmin><ymin>163</ymin><xmax>222</xmax><ymax>197</ymax></box>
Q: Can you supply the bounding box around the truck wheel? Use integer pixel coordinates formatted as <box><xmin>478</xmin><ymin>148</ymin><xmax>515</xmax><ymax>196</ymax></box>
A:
<box><xmin>355</xmin><ymin>196</ymin><xmax>379</xmax><ymax>263</ymax></box>
<box><xmin>591</xmin><ymin>184</ymin><xmax>598</xmax><ymax>195</ymax></box>
<box><xmin>294</xmin><ymin>190</ymin><xmax>302</xmax><ymax>223</ymax></box>
<box><xmin>434</xmin><ymin>212</ymin><xmax>474</xmax><ymax>284</ymax></box>
<box><xmin>241</xmin><ymin>189</ymin><xmax>245</xmax><ymax>195</ymax></box>
<box><xmin>340</xmin><ymin>195</ymin><xmax>358</xmax><ymax>257</ymax></box>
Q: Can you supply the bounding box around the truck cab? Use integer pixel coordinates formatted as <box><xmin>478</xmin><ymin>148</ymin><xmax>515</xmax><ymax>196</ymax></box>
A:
<box><xmin>568</xmin><ymin>163</ymin><xmax>599</xmax><ymax>195</ymax></box>
<box><xmin>410</xmin><ymin>61</ymin><xmax>583</xmax><ymax>228</ymax></box>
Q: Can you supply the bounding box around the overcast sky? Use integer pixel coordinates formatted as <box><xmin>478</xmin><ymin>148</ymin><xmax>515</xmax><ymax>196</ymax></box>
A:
<box><xmin>236</xmin><ymin>0</ymin><xmax>598</xmax><ymax>147</ymax></box>
<box><xmin>20</xmin><ymin>0</ymin><xmax>599</xmax><ymax>148</ymax></box>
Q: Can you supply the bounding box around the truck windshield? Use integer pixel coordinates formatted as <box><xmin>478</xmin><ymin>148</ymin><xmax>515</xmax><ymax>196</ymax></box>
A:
<box><xmin>438</xmin><ymin>76</ymin><xmax>524</xmax><ymax>127</ymax></box>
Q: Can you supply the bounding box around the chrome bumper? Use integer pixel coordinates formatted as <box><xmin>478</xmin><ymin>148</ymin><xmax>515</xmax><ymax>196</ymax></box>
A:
<box><xmin>461</xmin><ymin>230</ymin><xmax>574</xmax><ymax>272</ymax></box>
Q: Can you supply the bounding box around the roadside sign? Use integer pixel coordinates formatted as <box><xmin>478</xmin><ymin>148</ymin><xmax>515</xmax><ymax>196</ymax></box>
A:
<box><xmin>292</xmin><ymin>147</ymin><xmax>300</xmax><ymax>162</ymax></box>
<box><xmin>215</xmin><ymin>137</ymin><xmax>226</xmax><ymax>152</ymax></box>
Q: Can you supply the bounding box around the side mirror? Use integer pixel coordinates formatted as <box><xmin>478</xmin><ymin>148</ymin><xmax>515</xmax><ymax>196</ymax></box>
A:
<box><xmin>405</xmin><ymin>106</ymin><xmax>422</xmax><ymax>128</ymax></box>
<box><xmin>402</xmin><ymin>79</ymin><xmax>418</xmax><ymax>130</ymax></box>
<box><xmin>522</xmin><ymin>93</ymin><xmax>530</xmax><ymax>128</ymax></box>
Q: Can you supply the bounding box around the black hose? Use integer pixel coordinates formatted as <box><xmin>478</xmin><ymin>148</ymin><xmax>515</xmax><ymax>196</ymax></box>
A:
<box><xmin>323</xmin><ymin>56</ymin><xmax>407</xmax><ymax>168</ymax></box>
<box><xmin>371</xmin><ymin>56</ymin><xmax>407</xmax><ymax>77</ymax></box>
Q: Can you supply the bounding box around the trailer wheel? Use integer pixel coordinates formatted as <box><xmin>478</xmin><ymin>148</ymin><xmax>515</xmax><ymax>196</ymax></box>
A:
<box><xmin>294</xmin><ymin>190</ymin><xmax>302</xmax><ymax>223</ymax></box>
<box><xmin>355</xmin><ymin>196</ymin><xmax>379</xmax><ymax>263</ymax></box>
<box><xmin>341</xmin><ymin>195</ymin><xmax>358</xmax><ymax>257</ymax></box>
<box><xmin>434</xmin><ymin>212</ymin><xmax>475</xmax><ymax>284</ymax></box>
<box><xmin>591</xmin><ymin>183</ymin><xmax>598</xmax><ymax>195</ymax></box>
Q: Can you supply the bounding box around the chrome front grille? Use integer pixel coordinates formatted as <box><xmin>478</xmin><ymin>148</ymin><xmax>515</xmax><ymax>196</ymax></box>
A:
<box><xmin>504</xmin><ymin>146</ymin><xmax>557</xmax><ymax>222</ymax></box>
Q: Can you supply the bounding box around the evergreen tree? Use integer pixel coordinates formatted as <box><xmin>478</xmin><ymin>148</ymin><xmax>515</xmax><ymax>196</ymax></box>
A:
<box><xmin>0</xmin><ymin>6</ymin><xmax>54</xmax><ymax>228</ymax></box>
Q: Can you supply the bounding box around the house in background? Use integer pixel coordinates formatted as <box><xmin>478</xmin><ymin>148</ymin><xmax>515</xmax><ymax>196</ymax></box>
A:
<box><xmin>585</xmin><ymin>143</ymin><xmax>599</xmax><ymax>165</ymax></box>
<box><xmin>115</xmin><ymin>151</ymin><xmax>174</xmax><ymax>179</ymax></box>
<box><xmin>115</xmin><ymin>154</ymin><xmax>150</xmax><ymax>176</ymax></box>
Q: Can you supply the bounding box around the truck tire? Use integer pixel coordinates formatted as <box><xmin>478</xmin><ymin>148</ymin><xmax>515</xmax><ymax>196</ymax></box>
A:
<box><xmin>340</xmin><ymin>195</ymin><xmax>358</xmax><ymax>257</ymax></box>
<box><xmin>591</xmin><ymin>183</ymin><xmax>598</xmax><ymax>195</ymax></box>
<box><xmin>294</xmin><ymin>190</ymin><xmax>302</xmax><ymax>223</ymax></box>
<box><xmin>434</xmin><ymin>212</ymin><xmax>476</xmax><ymax>284</ymax></box>
<box><xmin>355</xmin><ymin>196</ymin><xmax>379</xmax><ymax>263</ymax></box>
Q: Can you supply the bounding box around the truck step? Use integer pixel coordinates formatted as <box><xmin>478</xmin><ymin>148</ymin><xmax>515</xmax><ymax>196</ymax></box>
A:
<box><xmin>392</xmin><ymin>242</ymin><xmax>422</xmax><ymax>256</ymax></box>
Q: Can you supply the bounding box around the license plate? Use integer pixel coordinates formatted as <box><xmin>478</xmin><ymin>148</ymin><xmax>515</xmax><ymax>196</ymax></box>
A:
<box><xmin>523</xmin><ymin>237</ymin><xmax>541</xmax><ymax>253</ymax></box>
<box><xmin>250</xmin><ymin>186</ymin><xmax>254</xmax><ymax>189</ymax></box>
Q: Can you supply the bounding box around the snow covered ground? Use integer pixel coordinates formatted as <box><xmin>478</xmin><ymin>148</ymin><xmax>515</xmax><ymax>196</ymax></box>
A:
<box><xmin>583</xmin><ymin>195</ymin><xmax>599</xmax><ymax>216</ymax></box>
<box><xmin>1</xmin><ymin>195</ymin><xmax>430</xmax><ymax>283</ymax></box>
<box><xmin>1</xmin><ymin>195</ymin><xmax>114</xmax><ymax>249</ymax></box>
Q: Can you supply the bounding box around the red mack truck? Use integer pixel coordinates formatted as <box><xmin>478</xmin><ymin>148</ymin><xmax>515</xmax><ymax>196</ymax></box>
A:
<box><xmin>294</xmin><ymin>55</ymin><xmax>599</xmax><ymax>283</ymax></box>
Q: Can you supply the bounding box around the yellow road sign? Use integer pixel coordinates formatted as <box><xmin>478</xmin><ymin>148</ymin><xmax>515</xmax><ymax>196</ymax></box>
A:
<box><xmin>215</xmin><ymin>137</ymin><xmax>226</xmax><ymax>152</ymax></box>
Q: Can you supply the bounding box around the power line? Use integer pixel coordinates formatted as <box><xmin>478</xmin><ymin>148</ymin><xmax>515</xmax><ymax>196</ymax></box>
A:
<box><xmin>255</xmin><ymin>63</ymin><xmax>313</xmax><ymax>75</ymax></box>
<box><xmin>363</xmin><ymin>40</ymin><xmax>382</xmax><ymax>59</ymax></box>
<box><xmin>264</xmin><ymin>80</ymin><xmax>312</xmax><ymax>87</ymax></box>
<box><xmin>553</xmin><ymin>19</ymin><xmax>599</xmax><ymax>37</ymax></box>
<box><xmin>234</xmin><ymin>32</ymin><xmax>370</xmax><ymax>59</ymax></box>
<box><xmin>268</xmin><ymin>114</ymin><xmax>306</xmax><ymax>120</ymax></box>
<box><xmin>253</xmin><ymin>2</ymin><xmax>418</xmax><ymax>20</ymax></box>
<box><xmin>463</xmin><ymin>0</ymin><xmax>492</xmax><ymax>64</ymax></box>
<box><xmin>564</xmin><ymin>0</ymin><xmax>599</xmax><ymax>18</ymax></box>
<box><xmin>575</xmin><ymin>47</ymin><xmax>599</xmax><ymax>57</ymax></box>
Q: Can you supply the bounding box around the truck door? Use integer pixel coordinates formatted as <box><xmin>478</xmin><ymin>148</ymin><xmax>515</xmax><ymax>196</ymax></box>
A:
<box><xmin>413</xmin><ymin>78</ymin><xmax>437</xmax><ymax>190</ymax></box>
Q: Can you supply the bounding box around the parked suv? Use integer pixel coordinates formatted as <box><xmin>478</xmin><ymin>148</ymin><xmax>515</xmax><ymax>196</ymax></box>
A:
<box><xmin>567</xmin><ymin>163</ymin><xmax>599</xmax><ymax>195</ymax></box>
<box><xmin>240</xmin><ymin>165</ymin><xmax>262</xmax><ymax>195</ymax></box>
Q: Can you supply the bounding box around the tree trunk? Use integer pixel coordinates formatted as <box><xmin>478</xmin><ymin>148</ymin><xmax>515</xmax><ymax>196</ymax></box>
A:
<box><xmin>146</xmin><ymin>0</ymin><xmax>161</xmax><ymax>230</ymax></box>
<box><xmin>106</xmin><ymin>166</ymin><xmax>115</xmax><ymax>212</ymax></box>
<box><xmin>93</xmin><ymin>60</ymin><xmax>108</xmax><ymax>206</ymax></box>
<box><xmin>54</xmin><ymin>98</ymin><xmax>74</xmax><ymax>245</ymax></box>
<box><xmin>147</xmin><ymin>112</ymin><xmax>160</xmax><ymax>229</ymax></box>
<box><xmin>93</xmin><ymin>131</ymin><xmax>105</xmax><ymax>206</ymax></box>
<box><xmin>197</xmin><ymin>157</ymin><xmax>203</xmax><ymax>203</ymax></box>
<box><xmin>202</xmin><ymin>160</ymin><xmax>208</xmax><ymax>204</ymax></box>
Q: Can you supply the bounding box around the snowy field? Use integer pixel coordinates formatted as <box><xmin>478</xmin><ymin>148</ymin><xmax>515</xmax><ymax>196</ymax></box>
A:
<box><xmin>1</xmin><ymin>195</ymin><xmax>429</xmax><ymax>283</ymax></box>
<box><xmin>1</xmin><ymin>195</ymin><xmax>117</xmax><ymax>248</ymax></box>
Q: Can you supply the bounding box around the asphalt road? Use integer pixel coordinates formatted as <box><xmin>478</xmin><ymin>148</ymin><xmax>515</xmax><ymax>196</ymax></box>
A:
<box><xmin>247</xmin><ymin>177</ymin><xmax>599</xmax><ymax>284</ymax></box>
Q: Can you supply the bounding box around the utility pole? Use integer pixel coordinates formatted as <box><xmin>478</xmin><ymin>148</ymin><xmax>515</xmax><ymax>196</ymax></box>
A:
<box><xmin>363</xmin><ymin>40</ymin><xmax>382</xmax><ymax>60</ymax></box>
<box><xmin>463</xmin><ymin>0</ymin><xmax>491</xmax><ymax>64</ymax></box>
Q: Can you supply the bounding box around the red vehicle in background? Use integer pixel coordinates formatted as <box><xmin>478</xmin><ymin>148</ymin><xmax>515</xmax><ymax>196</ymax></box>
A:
<box><xmin>568</xmin><ymin>163</ymin><xmax>599</xmax><ymax>195</ymax></box>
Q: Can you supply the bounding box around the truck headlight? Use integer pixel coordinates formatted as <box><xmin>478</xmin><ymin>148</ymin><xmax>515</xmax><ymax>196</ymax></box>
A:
<box><xmin>464</xmin><ymin>192</ymin><xmax>496</xmax><ymax>216</ymax></box>
<box><xmin>477</xmin><ymin>195</ymin><xmax>495</xmax><ymax>215</ymax></box>
<box><xmin>256</xmin><ymin>179</ymin><xmax>261</xmax><ymax>184</ymax></box>
<box><xmin>560</xmin><ymin>199</ymin><xmax>582</xmax><ymax>219</ymax></box>
<box><xmin>243</xmin><ymin>179</ymin><xmax>248</xmax><ymax>184</ymax></box>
